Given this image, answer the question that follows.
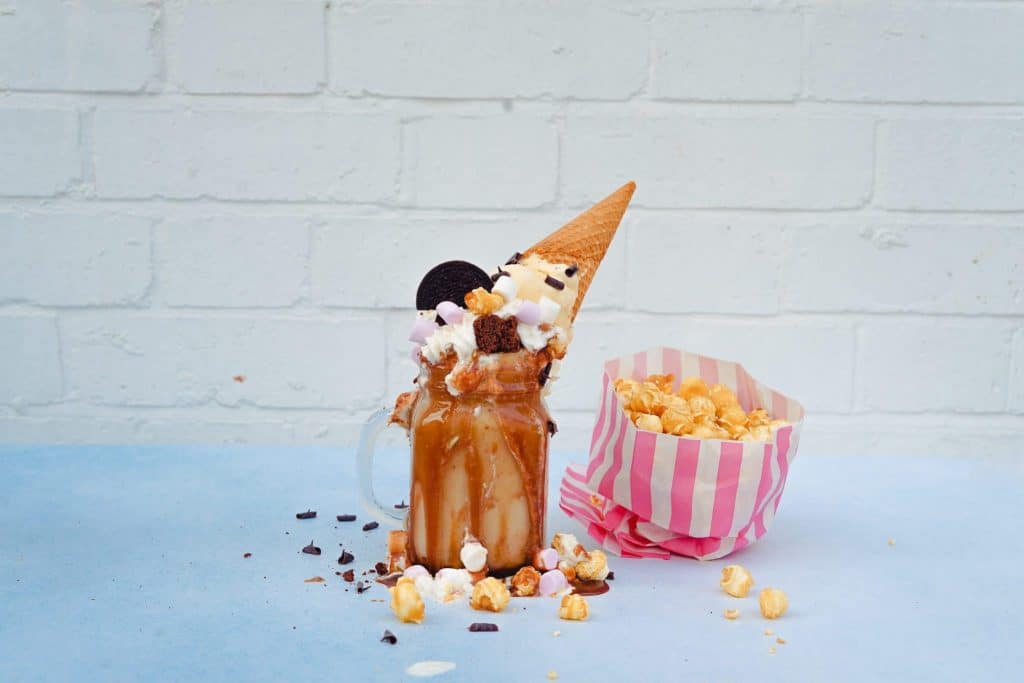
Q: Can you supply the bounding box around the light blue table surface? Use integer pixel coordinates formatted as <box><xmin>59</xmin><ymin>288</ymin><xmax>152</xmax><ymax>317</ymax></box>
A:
<box><xmin>1</xmin><ymin>445</ymin><xmax>1021</xmax><ymax>682</ymax></box>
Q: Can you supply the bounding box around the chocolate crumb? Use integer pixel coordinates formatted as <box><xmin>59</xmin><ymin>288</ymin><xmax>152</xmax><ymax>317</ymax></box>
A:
<box><xmin>375</xmin><ymin>562</ymin><xmax>388</xmax><ymax>576</ymax></box>
<box><xmin>505</xmin><ymin>252</ymin><xmax>521</xmax><ymax>265</ymax></box>
<box><xmin>302</xmin><ymin>541</ymin><xmax>321</xmax><ymax>556</ymax></box>
<box><xmin>547</xmin><ymin>420</ymin><xmax>558</xmax><ymax>436</ymax></box>
<box><xmin>538</xmin><ymin>362</ymin><xmax>552</xmax><ymax>387</ymax></box>
<box><xmin>337</xmin><ymin>550</ymin><xmax>354</xmax><ymax>565</ymax></box>
<box><xmin>336</xmin><ymin>514</ymin><xmax>356</xmax><ymax>522</ymax></box>
<box><xmin>473</xmin><ymin>314</ymin><xmax>522</xmax><ymax>354</ymax></box>
<box><xmin>606</xmin><ymin>571</ymin><xmax>615</xmax><ymax>580</ymax></box>
<box><xmin>469</xmin><ymin>623</ymin><xmax>499</xmax><ymax>632</ymax></box>
<box><xmin>544</xmin><ymin>275</ymin><xmax>565</xmax><ymax>290</ymax></box>
<box><xmin>490</xmin><ymin>268</ymin><xmax>510</xmax><ymax>282</ymax></box>
<box><xmin>296</xmin><ymin>510</ymin><xmax>316</xmax><ymax>520</ymax></box>
<box><xmin>357</xmin><ymin>581</ymin><xmax>371</xmax><ymax>594</ymax></box>
<box><xmin>381</xmin><ymin>630</ymin><xmax>398</xmax><ymax>645</ymax></box>
<box><xmin>362</xmin><ymin>521</ymin><xmax>379</xmax><ymax>532</ymax></box>
<box><xmin>243</xmin><ymin>552</ymin><xmax>252</xmax><ymax>559</ymax></box>
<box><xmin>565</xmin><ymin>264</ymin><xmax>578</xmax><ymax>277</ymax></box>
<box><xmin>394</xmin><ymin>500</ymin><xmax>408</xmax><ymax>509</ymax></box>
<box><xmin>342</xmin><ymin>569</ymin><xmax>355</xmax><ymax>582</ymax></box>
<box><xmin>304</xmin><ymin>576</ymin><xmax>325</xmax><ymax>583</ymax></box>
<box><xmin>233</xmin><ymin>374</ymin><xmax>246</xmax><ymax>383</ymax></box>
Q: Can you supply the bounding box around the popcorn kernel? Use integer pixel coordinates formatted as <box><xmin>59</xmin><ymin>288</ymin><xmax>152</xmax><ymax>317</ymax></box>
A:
<box><xmin>634</xmin><ymin>413</ymin><xmax>663</xmax><ymax>434</ymax></box>
<box><xmin>470</xmin><ymin>577</ymin><xmax>510</xmax><ymax>613</ymax></box>
<box><xmin>464</xmin><ymin>287</ymin><xmax>504</xmax><ymax>315</ymax></box>
<box><xmin>510</xmin><ymin>566</ymin><xmax>541</xmax><ymax>597</ymax></box>
<box><xmin>559</xmin><ymin>594</ymin><xmax>589</xmax><ymax>621</ymax></box>
<box><xmin>720</xmin><ymin>564</ymin><xmax>755</xmax><ymax>598</ymax></box>
<box><xmin>723</xmin><ymin>609</ymin><xmax>740</xmax><ymax>620</ymax></box>
<box><xmin>759</xmin><ymin>588</ymin><xmax>788</xmax><ymax>619</ymax></box>
<box><xmin>574</xmin><ymin>549</ymin><xmax>609</xmax><ymax>582</ymax></box>
<box><xmin>389</xmin><ymin>576</ymin><xmax>425</xmax><ymax>624</ymax></box>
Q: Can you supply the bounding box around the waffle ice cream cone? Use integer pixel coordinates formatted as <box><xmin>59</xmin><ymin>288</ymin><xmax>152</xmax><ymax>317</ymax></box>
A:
<box><xmin>524</xmin><ymin>181</ymin><xmax>635</xmax><ymax>320</ymax></box>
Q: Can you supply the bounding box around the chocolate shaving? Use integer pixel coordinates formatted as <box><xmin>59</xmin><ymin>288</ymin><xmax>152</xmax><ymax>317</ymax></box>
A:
<box><xmin>342</xmin><ymin>569</ymin><xmax>355</xmax><ymax>582</ymax></box>
<box><xmin>538</xmin><ymin>362</ymin><xmax>552</xmax><ymax>387</ymax></box>
<box><xmin>565</xmin><ymin>264</ymin><xmax>578</xmax><ymax>277</ymax></box>
<box><xmin>490</xmin><ymin>268</ymin><xmax>510</xmax><ymax>282</ymax></box>
<box><xmin>468</xmin><ymin>623</ymin><xmax>499</xmax><ymax>632</ymax></box>
<box><xmin>505</xmin><ymin>252</ymin><xmax>521</xmax><ymax>265</ymax></box>
<box><xmin>394</xmin><ymin>500</ymin><xmax>408</xmax><ymax>509</ymax></box>
<box><xmin>547</xmin><ymin>420</ymin><xmax>558</xmax><ymax>436</ymax></box>
<box><xmin>375</xmin><ymin>562</ymin><xmax>388</xmax><ymax>576</ymax></box>
<box><xmin>473</xmin><ymin>315</ymin><xmax>522</xmax><ymax>354</ymax></box>
<box><xmin>233</xmin><ymin>374</ymin><xmax>246</xmax><ymax>383</ymax></box>
<box><xmin>336</xmin><ymin>514</ymin><xmax>356</xmax><ymax>522</ymax></box>
<box><xmin>243</xmin><ymin>552</ymin><xmax>252</xmax><ymax>559</ymax></box>
<box><xmin>296</xmin><ymin>510</ymin><xmax>316</xmax><ymax>520</ymax></box>
<box><xmin>362</xmin><ymin>521</ymin><xmax>379</xmax><ymax>532</ymax></box>
<box><xmin>304</xmin><ymin>576</ymin><xmax>325</xmax><ymax>583</ymax></box>
<box><xmin>357</xmin><ymin>581</ymin><xmax>371</xmax><ymax>594</ymax></box>
<box><xmin>544</xmin><ymin>275</ymin><xmax>565</xmax><ymax>290</ymax></box>
<box><xmin>606</xmin><ymin>571</ymin><xmax>615</xmax><ymax>580</ymax></box>
<box><xmin>302</xmin><ymin>541</ymin><xmax>321</xmax><ymax>555</ymax></box>
<box><xmin>381</xmin><ymin>630</ymin><xmax>398</xmax><ymax>645</ymax></box>
<box><xmin>338</xmin><ymin>550</ymin><xmax>354</xmax><ymax>565</ymax></box>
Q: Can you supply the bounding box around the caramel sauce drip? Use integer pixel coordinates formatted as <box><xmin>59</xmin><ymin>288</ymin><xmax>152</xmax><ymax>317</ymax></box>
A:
<box><xmin>403</xmin><ymin>351</ymin><xmax>551</xmax><ymax>573</ymax></box>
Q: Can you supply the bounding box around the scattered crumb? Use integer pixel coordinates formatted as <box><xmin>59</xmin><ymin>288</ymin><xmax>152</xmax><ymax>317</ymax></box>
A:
<box><xmin>777</xmin><ymin>637</ymin><xmax>787</xmax><ymax>645</ymax></box>
<box><xmin>243</xmin><ymin>552</ymin><xmax>252</xmax><ymax>558</ymax></box>
<box><xmin>552</xmin><ymin>630</ymin><xmax>561</xmax><ymax>637</ymax></box>
<box><xmin>304</xmin><ymin>576</ymin><xmax>325</xmax><ymax>583</ymax></box>
<box><xmin>547</xmin><ymin>672</ymin><xmax>558</xmax><ymax>680</ymax></box>
<box><xmin>763</xmin><ymin>629</ymin><xmax>774</xmax><ymax>636</ymax></box>
<box><xmin>233</xmin><ymin>375</ymin><xmax>246</xmax><ymax>383</ymax></box>
<box><xmin>768</xmin><ymin>647</ymin><xmax>777</xmax><ymax>654</ymax></box>
<box><xmin>371</xmin><ymin>599</ymin><xmax>385</xmax><ymax>603</ymax></box>
<box><xmin>888</xmin><ymin>538</ymin><xmax>896</xmax><ymax>546</ymax></box>
<box><xmin>723</xmin><ymin>609</ymin><xmax>740</xmax><ymax>620</ymax></box>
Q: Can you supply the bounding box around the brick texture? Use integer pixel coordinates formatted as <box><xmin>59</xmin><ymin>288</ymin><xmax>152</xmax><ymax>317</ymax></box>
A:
<box><xmin>0</xmin><ymin>109</ymin><xmax>78</xmax><ymax>197</ymax></box>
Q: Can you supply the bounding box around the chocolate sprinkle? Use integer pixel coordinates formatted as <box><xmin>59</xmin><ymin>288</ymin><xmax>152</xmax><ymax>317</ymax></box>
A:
<box><xmin>606</xmin><ymin>571</ymin><xmax>615</xmax><ymax>580</ymax></box>
<box><xmin>296</xmin><ymin>510</ymin><xmax>316</xmax><ymax>520</ymax></box>
<box><xmin>302</xmin><ymin>541</ymin><xmax>321</xmax><ymax>556</ymax></box>
<box><xmin>565</xmin><ymin>264</ymin><xmax>579</xmax><ymax>277</ymax></box>
<box><xmin>490</xmin><ymin>267</ymin><xmax>510</xmax><ymax>282</ymax></box>
<box><xmin>342</xmin><ymin>569</ymin><xmax>355</xmax><ymax>582</ymax></box>
<box><xmin>538</xmin><ymin>362</ymin><xmax>552</xmax><ymax>387</ymax></box>
<box><xmin>468</xmin><ymin>623</ymin><xmax>499</xmax><ymax>632</ymax></box>
<box><xmin>375</xmin><ymin>562</ymin><xmax>388</xmax><ymax>576</ymax></box>
<box><xmin>505</xmin><ymin>252</ymin><xmax>521</xmax><ymax>265</ymax></box>
<box><xmin>544</xmin><ymin>275</ymin><xmax>565</xmax><ymax>290</ymax></box>
<box><xmin>547</xmin><ymin>420</ymin><xmax>558</xmax><ymax>436</ymax></box>
<box><xmin>381</xmin><ymin>630</ymin><xmax>398</xmax><ymax>645</ymax></box>
<box><xmin>357</xmin><ymin>581</ymin><xmax>371</xmax><ymax>594</ymax></box>
<box><xmin>473</xmin><ymin>314</ymin><xmax>522</xmax><ymax>354</ymax></box>
<box><xmin>362</xmin><ymin>521</ymin><xmax>379</xmax><ymax>532</ymax></box>
<box><xmin>336</xmin><ymin>514</ymin><xmax>356</xmax><ymax>522</ymax></box>
<box><xmin>243</xmin><ymin>552</ymin><xmax>252</xmax><ymax>559</ymax></box>
<box><xmin>338</xmin><ymin>550</ymin><xmax>354</xmax><ymax>565</ymax></box>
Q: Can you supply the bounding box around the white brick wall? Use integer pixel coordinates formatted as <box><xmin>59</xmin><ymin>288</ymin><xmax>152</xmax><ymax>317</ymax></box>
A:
<box><xmin>1</xmin><ymin>0</ymin><xmax>1022</xmax><ymax>457</ymax></box>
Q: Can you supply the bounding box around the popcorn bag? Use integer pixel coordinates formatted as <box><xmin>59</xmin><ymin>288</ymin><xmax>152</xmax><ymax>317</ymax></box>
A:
<box><xmin>559</xmin><ymin>348</ymin><xmax>804</xmax><ymax>561</ymax></box>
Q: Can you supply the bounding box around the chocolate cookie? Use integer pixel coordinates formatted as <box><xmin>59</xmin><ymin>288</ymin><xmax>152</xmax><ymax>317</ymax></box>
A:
<box><xmin>416</xmin><ymin>261</ymin><xmax>493</xmax><ymax>314</ymax></box>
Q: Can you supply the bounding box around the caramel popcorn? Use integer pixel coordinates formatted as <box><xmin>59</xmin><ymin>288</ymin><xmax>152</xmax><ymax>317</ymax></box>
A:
<box><xmin>511</xmin><ymin>566</ymin><xmax>541</xmax><ymax>597</ymax></box>
<box><xmin>759</xmin><ymin>588</ymin><xmax>788</xmax><ymax>619</ymax></box>
<box><xmin>720</xmin><ymin>564</ymin><xmax>754</xmax><ymax>598</ymax></box>
<box><xmin>552</xmin><ymin>533</ymin><xmax>586</xmax><ymax>564</ymax></box>
<box><xmin>470</xmin><ymin>577</ymin><xmax>510</xmax><ymax>612</ymax></box>
<box><xmin>558</xmin><ymin>561</ymin><xmax>577</xmax><ymax>583</ymax></box>
<box><xmin>464</xmin><ymin>287</ymin><xmax>504</xmax><ymax>315</ymax></box>
<box><xmin>615</xmin><ymin>372</ymin><xmax>789</xmax><ymax>441</ymax></box>
<box><xmin>559</xmin><ymin>594</ymin><xmax>589</xmax><ymax>621</ymax></box>
<box><xmin>574</xmin><ymin>549</ymin><xmax>609</xmax><ymax>582</ymax></box>
<box><xmin>723</xmin><ymin>609</ymin><xmax>740</xmax><ymax>620</ymax></box>
<box><xmin>390</xmin><ymin>576</ymin><xmax>425</xmax><ymax>624</ymax></box>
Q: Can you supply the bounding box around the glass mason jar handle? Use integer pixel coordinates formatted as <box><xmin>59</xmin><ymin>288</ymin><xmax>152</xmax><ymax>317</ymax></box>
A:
<box><xmin>357</xmin><ymin>407</ymin><xmax>407</xmax><ymax>525</ymax></box>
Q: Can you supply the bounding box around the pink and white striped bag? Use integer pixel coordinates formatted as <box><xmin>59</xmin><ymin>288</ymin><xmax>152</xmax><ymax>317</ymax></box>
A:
<box><xmin>559</xmin><ymin>347</ymin><xmax>804</xmax><ymax>561</ymax></box>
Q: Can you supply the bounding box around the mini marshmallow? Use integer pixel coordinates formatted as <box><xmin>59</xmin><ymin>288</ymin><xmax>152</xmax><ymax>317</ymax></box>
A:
<box><xmin>435</xmin><ymin>301</ymin><xmax>463</xmax><ymax>326</ymax></box>
<box><xmin>539</xmin><ymin>569</ymin><xmax>570</xmax><ymax>597</ymax></box>
<box><xmin>460</xmin><ymin>541</ymin><xmax>488</xmax><ymax>573</ymax></box>
<box><xmin>408</xmin><ymin>316</ymin><xmax>438</xmax><ymax>344</ymax></box>
<box><xmin>516</xmin><ymin>300</ymin><xmax>542</xmax><ymax>326</ymax></box>
<box><xmin>534</xmin><ymin>548</ymin><xmax>559</xmax><ymax>572</ymax></box>
<box><xmin>403</xmin><ymin>565</ymin><xmax>431</xmax><ymax>581</ymax></box>
<box><xmin>491</xmin><ymin>275</ymin><xmax>518</xmax><ymax>302</ymax></box>
<box><xmin>538</xmin><ymin>296</ymin><xmax>561</xmax><ymax>324</ymax></box>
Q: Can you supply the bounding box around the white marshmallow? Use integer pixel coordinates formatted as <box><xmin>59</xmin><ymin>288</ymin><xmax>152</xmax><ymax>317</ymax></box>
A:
<box><xmin>538</xmin><ymin>296</ymin><xmax>561</xmax><ymax>324</ymax></box>
<box><xmin>491</xmin><ymin>275</ymin><xmax>518</xmax><ymax>302</ymax></box>
<box><xmin>459</xmin><ymin>541</ymin><xmax>488</xmax><ymax>573</ymax></box>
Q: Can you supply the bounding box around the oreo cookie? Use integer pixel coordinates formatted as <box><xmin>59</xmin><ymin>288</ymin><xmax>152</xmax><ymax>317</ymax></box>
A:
<box><xmin>416</xmin><ymin>261</ymin><xmax>493</xmax><ymax>314</ymax></box>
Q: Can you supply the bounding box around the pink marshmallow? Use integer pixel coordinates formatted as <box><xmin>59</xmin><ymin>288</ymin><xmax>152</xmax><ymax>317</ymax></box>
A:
<box><xmin>516</xmin><ymin>300</ymin><xmax>542</xmax><ymax>326</ymax></box>
<box><xmin>408</xmin><ymin>317</ymin><xmax>438</xmax><ymax>344</ymax></box>
<box><xmin>403</xmin><ymin>565</ymin><xmax>431</xmax><ymax>580</ymax></box>
<box><xmin>436</xmin><ymin>301</ymin><xmax>463</xmax><ymax>325</ymax></box>
<box><xmin>539</xmin><ymin>569</ymin><xmax>569</xmax><ymax>597</ymax></box>
<box><xmin>535</xmin><ymin>547</ymin><xmax>559</xmax><ymax>571</ymax></box>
